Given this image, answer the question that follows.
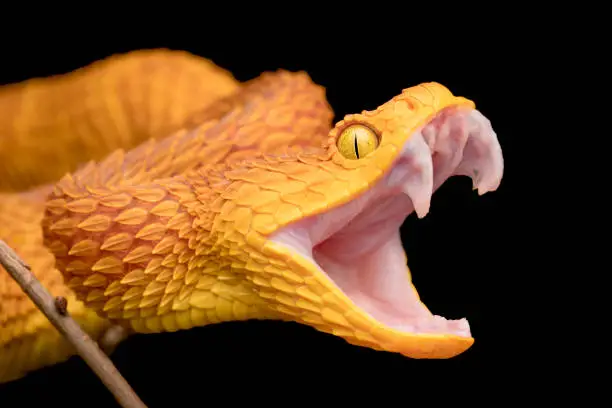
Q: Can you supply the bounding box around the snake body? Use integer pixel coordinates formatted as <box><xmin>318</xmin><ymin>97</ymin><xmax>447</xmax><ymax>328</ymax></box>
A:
<box><xmin>0</xmin><ymin>49</ymin><xmax>504</xmax><ymax>383</ymax></box>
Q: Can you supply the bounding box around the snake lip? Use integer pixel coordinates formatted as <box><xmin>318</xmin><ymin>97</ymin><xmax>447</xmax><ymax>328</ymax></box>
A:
<box><xmin>269</xmin><ymin>106</ymin><xmax>503</xmax><ymax>339</ymax></box>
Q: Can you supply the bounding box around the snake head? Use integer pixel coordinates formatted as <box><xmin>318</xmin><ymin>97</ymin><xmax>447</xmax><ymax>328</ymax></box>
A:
<box><xmin>255</xmin><ymin>82</ymin><xmax>504</xmax><ymax>358</ymax></box>
<box><xmin>43</xmin><ymin>75</ymin><xmax>503</xmax><ymax>361</ymax></box>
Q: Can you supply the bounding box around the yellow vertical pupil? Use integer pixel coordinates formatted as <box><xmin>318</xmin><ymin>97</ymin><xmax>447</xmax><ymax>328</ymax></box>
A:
<box><xmin>337</xmin><ymin>124</ymin><xmax>378</xmax><ymax>159</ymax></box>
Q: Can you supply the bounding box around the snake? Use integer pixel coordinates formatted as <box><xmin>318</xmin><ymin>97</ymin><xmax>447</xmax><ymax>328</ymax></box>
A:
<box><xmin>0</xmin><ymin>49</ymin><xmax>504</xmax><ymax>383</ymax></box>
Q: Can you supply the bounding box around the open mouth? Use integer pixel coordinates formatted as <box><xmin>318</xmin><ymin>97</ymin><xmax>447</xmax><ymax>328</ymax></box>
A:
<box><xmin>268</xmin><ymin>106</ymin><xmax>503</xmax><ymax>339</ymax></box>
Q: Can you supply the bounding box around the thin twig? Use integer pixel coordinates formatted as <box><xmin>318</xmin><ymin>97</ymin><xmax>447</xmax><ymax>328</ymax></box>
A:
<box><xmin>0</xmin><ymin>240</ymin><xmax>147</xmax><ymax>408</ymax></box>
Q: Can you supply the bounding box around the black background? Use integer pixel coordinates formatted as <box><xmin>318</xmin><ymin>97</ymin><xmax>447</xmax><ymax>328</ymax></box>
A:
<box><xmin>0</xmin><ymin>17</ymin><xmax>552</xmax><ymax>407</ymax></box>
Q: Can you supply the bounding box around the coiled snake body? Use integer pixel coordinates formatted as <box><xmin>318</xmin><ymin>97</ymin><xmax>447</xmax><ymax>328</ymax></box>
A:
<box><xmin>0</xmin><ymin>49</ymin><xmax>504</xmax><ymax>383</ymax></box>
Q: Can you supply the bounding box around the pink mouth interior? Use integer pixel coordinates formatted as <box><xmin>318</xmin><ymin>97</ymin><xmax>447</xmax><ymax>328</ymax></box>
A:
<box><xmin>310</xmin><ymin>183</ymin><xmax>473</xmax><ymax>337</ymax></box>
<box><xmin>269</xmin><ymin>106</ymin><xmax>503</xmax><ymax>338</ymax></box>
<box><xmin>269</xmin><ymin>156</ymin><xmax>471</xmax><ymax>336</ymax></box>
<box><xmin>270</xmin><ymin>183</ymin><xmax>471</xmax><ymax>337</ymax></box>
<box><xmin>311</xmin><ymin>193</ymin><xmax>470</xmax><ymax>336</ymax></box>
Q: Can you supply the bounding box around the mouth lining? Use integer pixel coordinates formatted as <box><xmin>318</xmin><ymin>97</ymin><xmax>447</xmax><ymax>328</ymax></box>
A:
<box><xmin>268</xmin><ymin>106</ymin><xmax>502</xmax><ymax>339</ymax></box>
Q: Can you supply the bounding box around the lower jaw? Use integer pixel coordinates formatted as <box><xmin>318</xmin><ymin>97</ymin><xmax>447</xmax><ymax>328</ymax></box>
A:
<box><xmin>264</xmin><ymin>183</ymin><xmax>476</xmax><ymax>357</ymax></box>
<box><xmin>265</xmin><ymin>228</ymin><xmax>475</xmax><ymax>360</ymax></box>
<box><xmin>305</xmin><ymin>189</ymin><xmax>472</xmax><ymax>336</ymax></box>
<box><xmin>313</xmin><ymin>237</ymin><xmax>473</xmax><ymax>340</ymax></box>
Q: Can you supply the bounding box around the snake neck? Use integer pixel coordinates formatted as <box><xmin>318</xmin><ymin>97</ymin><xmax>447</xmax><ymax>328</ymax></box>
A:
<box><xmin>41</xmin><ymin>71</ymin><xmax>335</xmax><ymax>331</ymax></box>
<box><xmin>41</xmin><ymin>148</ymin><xmax>346</xmax><ymax>332</ymax></box>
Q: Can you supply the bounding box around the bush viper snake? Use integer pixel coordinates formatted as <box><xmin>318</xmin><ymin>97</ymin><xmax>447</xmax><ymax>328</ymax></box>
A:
<box><xmin>0</xmin><ymin>49</ymin><xmax>504</xmax><ymax>383</ymax></box>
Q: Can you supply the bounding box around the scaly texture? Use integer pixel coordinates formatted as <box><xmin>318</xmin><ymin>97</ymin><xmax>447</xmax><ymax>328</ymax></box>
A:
<box><xmin>42</xmin><ymin>75</ymin><xmax>476</xmax><ymax>356</ymax></box>
<box><xmin>0</xmin><ymin>49</ymin><xmax>239</xmax><ymax>192</ymax></box>
<box><xmin>0</xmin><ymin>190</ymin><xmax>111</xmax><ymax>382</ymax></box>
<box><xmin>42</xmin><ymin>72</ymin><xmax>334</xmax><ymax>333</ymax></box>
<box><xmin>1</xmin><ymin>49</ymin><xmax>503</xmax><ymax>384</ymax></box>
<box><xmin>0</xmin><ymin>50</ymin><xmax>242</xmax><ymax>382</ymax></box>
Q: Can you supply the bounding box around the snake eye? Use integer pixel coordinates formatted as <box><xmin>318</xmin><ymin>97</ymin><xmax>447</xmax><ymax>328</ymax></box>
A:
<box><xmin>336</xmin><ymin>124</ymin><xmax>379</xmax><ymax>160</ymax></box>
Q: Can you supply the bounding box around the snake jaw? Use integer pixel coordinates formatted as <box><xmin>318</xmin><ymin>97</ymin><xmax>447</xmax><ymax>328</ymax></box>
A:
<box><xmin>390</xmin><ymin>107</ymin><xmax>504</xmax><ymax>218</ymax></box>
<box><xmin>268</xmin><ymin>105</ymin><xmax>503</xmax><ymax>357</ymax></box>
<box><xmin>422</xmin><ymin>107</ymin><xmax>504</xmax><ymax>196</ymax></box>
<box><xmin>453</xmin><ymin>110</ymin><xmax>504</xmax><ymax>195</ymax></box>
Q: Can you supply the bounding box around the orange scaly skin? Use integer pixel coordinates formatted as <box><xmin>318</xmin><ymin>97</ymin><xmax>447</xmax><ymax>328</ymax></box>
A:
<box><xmin>0</xmin><ymin>192</ymin><xmax>111</xmax><ymax>383</ymax></box>
<box><xmin>0</xmin><ymin>50</ymin><xmax>240</xmax><ymax>382</ymax></box>
<box><xmin>43</xmin><ymin>74</ymin><xmax>475</xmax><ymax>358</ymax></box>
<box><xmin>0</xmin><ymin>49</ymin><xmax>492</xmax><ymax>384</ymax></box>
<box><xmin>0</xmin><ymin>49</ymin><xmax>239</xmax><ymax>192</ymax></box>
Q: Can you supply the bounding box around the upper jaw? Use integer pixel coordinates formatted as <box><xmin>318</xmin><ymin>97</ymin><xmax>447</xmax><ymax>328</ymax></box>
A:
<box><xmin>388</xmin><ymin>107</ymin><xmax>504</xmax><ymax>219</ymax></box>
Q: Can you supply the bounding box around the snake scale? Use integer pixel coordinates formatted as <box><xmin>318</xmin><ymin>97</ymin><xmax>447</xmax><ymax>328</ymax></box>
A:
<box><xmin>0</xmin><ymin>49</ymin><xmax>504</xmax><ymax>383</ymax></box>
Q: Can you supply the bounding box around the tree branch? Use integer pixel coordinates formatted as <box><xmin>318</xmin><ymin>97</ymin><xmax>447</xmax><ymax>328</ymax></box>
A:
<box><xmin>0</xmin><ymin>240</ymin><xmax>147</xmax><ymax>408</ymax></box>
